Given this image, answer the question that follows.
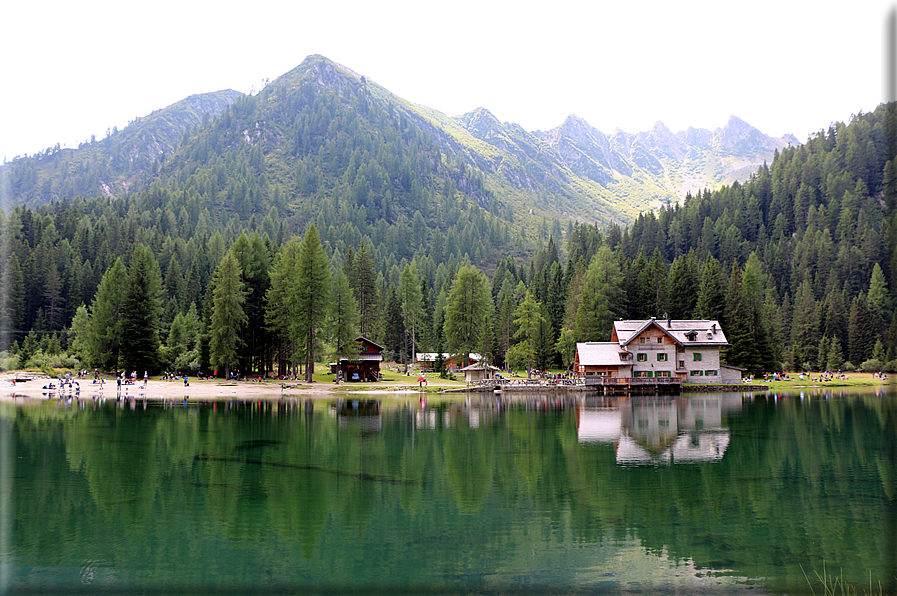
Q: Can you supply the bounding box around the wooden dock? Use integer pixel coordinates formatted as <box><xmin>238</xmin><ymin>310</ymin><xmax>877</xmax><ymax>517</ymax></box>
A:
<box><xmin>465</xmin><ymin>377</ymin><xmax>683</xmax><ymax>393</ymax></box>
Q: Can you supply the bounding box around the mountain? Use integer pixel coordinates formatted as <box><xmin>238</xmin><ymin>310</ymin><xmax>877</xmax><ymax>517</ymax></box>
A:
<box><xmin>1</xmin><ymin>55</ymin><xmax>794</xmax><ymax>224</ymax></box>
<box><xmin>1</xmin><ymin>89</ymin><xmax>242</xmax><ymax>205</ymax></box>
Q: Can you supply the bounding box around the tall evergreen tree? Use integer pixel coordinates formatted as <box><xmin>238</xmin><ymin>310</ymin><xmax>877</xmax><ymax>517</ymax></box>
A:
<box><xmin>792</xmin><ymin>280</ymin><xmax>821</xmax><ymax>368</ymax></box>
<box><xmin>399</xmin><ymin>262</ymin><xmax>424</xmax><ymax>366</ymax></box>
<box><xmin>119</xmin><ymin>244</ymin><xmax>164</xmax><ymax>375</ymax></box>
<box><xmin>666</xmin><ymin>251</ymin><xmax>698</xmax><ymax>319</ymax></box>
<box><xmin>294</xmin><ymin>224</ymin><xmax>331</xmax><ymax>382</ymax></box>
<box><xmin>266</xmin><ymin>237</ymin><xmax>302</xmax><ymax>377</ymax></box>
<box><xmin>848</xmin><ymin>293</ymin><xmax>874</xmax><ymax>365</ymax></box>
<box><xmin>507</xmin><ymin>290</ymin><xmax>545</xmax><ymax>377</ymax></box>
<box><xmin>383</xmin><ymin>285</ymin><xmax>405</xmax><ymax>363</ymax></box>
<box><xmin>328</xmin><ymin>269</ymin><xmax>359</xmax><ymax>359</ymax></box>
<box><xmin>694</xmin><ymin>255</ymin><xmax>725</xmax><ymax>322</ymax></box>
<box><xmin>87</xmin><ymin>257</ymin><xmax>127</xmax><ymax>371</ymax></box>
<box><xmin>209</xmin><ymin>250</ymin><xmax>247</xmax><ymax>380</ymax></box>
<box><xmin>723</xmin><ymin>263</ymin><xmax>757</xmax><ymax>371</ymax></box>
<box><xmin>572</xmin><ymin>245</ymin><xmax>624</xmax><ymax>342</ymax></box>
<box><xmin>349</xmin><ymin>241</ymin><xmax>379</xmax><ymax>338</ymax></box>
<box><xmin>443</xmin><ymin>265</ymin><xmax>491</xmax><ymax>367</ymax></box>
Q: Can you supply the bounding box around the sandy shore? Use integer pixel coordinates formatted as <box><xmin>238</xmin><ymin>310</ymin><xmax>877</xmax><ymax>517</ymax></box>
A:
<box><xmin>0</xmin><ymin>374</ymin><xmax>369</xmax><ymax>402</ymax></box>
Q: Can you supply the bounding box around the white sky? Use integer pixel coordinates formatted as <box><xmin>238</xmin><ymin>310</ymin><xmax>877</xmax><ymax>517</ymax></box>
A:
<box><xmin>1</xmin><ymin>0</ymin><xmax>894</xmax><ymax>161</ymax></box>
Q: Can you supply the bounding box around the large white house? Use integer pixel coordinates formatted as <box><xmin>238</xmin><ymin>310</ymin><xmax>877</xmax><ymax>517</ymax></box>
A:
<box><xmin>574</xmin><ymin>318</ymin><xmax>742</xmax><ymax>384</ymax></box>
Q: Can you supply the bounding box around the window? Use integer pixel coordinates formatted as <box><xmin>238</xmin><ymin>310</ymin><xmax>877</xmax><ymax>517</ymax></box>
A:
<box><xmin>639</xmin><ymin>337</ymin><xmax>648</xmax><ymax>344</ymax></box>
<box><xmin>693</xmin><ymin>353</ymin><xmax>702</xmax><ymax>362</ymax></box>
<box><xmin>657</xmin><ymin>370</ymin><xmax>671</xmax><ymax>377</ymax></box>
<box><xmin>657</xmin><ymin>337</ymin><xmax>663</xmax><ymax>344</ymax></box>
<box><xmin>657</xmin><ymin>353</ymin><xmax>667</xmax><ymax>361</ymax></box>
<box><xmin>690</xmin><ymin>370</ymin><xmax>703</xmax><ymax>376</ymax></box>
<box><xmin>637</xmin><ymin>353</ymin><xmax>647</xmax><ymax>362</ymax></box>
<box><xmin>679</xmin><ymin>360</ymin><xmax>685</xmax><ymax>368</ymax></box>
<box><xmin>704</xmin><ymin>370</ymin><xmax>718</xmax><ymax>376</ymax></box>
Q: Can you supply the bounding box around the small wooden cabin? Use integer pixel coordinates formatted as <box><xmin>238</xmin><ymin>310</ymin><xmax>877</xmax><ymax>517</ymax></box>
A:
<box><xmin>330</xmin><ymin>337</ymin><xmax>384</xmax><ymax>382</ymax></box>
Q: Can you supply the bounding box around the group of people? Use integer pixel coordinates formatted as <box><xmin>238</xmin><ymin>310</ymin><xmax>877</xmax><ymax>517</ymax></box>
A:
<box><xmin>764</xmin><ymin>372</ymin><xmax>792</xmax><ymax>381</ymax></box>
<box><xmin>117</xmin><ymin>371</ymin><xmax>148</xmax><ymax>387</ymax></box>
<box><xmin>797</xmin><ymin>371</ymin><xmax>851</xmax><ymax>382</ymax></box>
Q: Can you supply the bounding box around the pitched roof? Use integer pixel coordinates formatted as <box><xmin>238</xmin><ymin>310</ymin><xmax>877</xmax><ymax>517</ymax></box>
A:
<box><xmin>612</xmin><ymin>319</ymin><xmax>728</xmax><ymax>347</ymax></box>
<box><xmin>356</xmin><ymin>336</ymin><xmax>385</xmax><ymax>351</ymax></box>
<box><xmin>458</xmin><ymin>363</ymin><xmax>500</xmax><ymax>372</ymax></box>
<box><xmin>416</xmin><ymin>353</ymin><xmax>483</xmax><ymax>362</ymax></box>
<box><xmin>576</xmin><ymin>342</ymin><xmax>630</xmax><ymax>366</ymax></box>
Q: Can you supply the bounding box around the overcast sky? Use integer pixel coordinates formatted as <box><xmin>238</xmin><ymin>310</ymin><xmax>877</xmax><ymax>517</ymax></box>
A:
<box><xmin>1</xmin><ymin>0</ymin><xmax>893</xmax><ymax>161</ymax></box>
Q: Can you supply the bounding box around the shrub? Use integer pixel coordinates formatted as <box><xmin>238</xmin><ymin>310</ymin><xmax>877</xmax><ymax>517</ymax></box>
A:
<box><xmin>23</xmin><ymin>350</ymin><xmax>80</xmax><ymax>372</ymax></box>
<box><xmin>860</xmin><ymin>358</ymin><xmax>884</xmax><ymax>372</ymax></box>
<box><xmin>0</xmin><ymin>351</ymin><xmax>20</xmax><ymax>371</ymax></box>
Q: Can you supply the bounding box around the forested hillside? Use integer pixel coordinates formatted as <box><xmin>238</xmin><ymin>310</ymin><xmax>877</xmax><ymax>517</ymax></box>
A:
<box><xmin>2</xmin><ymin>90</ymin><xmax>242</xmax><ymax>205</ymax></box>
<box><xmin>2</xmin><ymin>56</ymin><xmax>793</xmax><ymax>225</ymax></box>
<box><xmin>0</xmin><ymin>61</ymin><xmax>892</xmax><ymax>377</ymax></box>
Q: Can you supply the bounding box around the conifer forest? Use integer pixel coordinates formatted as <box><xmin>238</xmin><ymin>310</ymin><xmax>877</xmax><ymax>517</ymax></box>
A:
<box><xmin>1</xmin><ymin>66</ymin><xmax>896</xmax><ymax>378</ymax></box>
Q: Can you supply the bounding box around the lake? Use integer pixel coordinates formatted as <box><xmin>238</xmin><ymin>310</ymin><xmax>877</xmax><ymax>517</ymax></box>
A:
<box><xmin>1</xmin><ymin>387</ymin><xmax>895</xmax><ymax>594</ymax></box>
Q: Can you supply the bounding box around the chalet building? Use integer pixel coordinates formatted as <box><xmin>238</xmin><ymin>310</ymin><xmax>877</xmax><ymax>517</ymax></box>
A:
<box><xmin>330</xmin><ymin>337</ymin><xmax>384</xmax><ymax>382</ymax></box>
<box><xmin>575</xmin><ymin>318</ymin><xmax>735</xmax><ymax>384</ymax></box>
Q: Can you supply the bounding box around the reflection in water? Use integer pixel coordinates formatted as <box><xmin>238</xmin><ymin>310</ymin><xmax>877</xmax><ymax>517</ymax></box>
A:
<box><xmin>1</xmin><ymin>390</ymin><xmax>894</xmax><ymax>595</ymax></box>
<box><xmin>576</xmin><ymin>394</ymin><xmax>742</xmax><ymax>465</ymax></box>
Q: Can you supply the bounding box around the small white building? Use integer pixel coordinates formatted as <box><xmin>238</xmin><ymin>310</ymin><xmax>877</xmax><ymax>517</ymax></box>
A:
<box><xmin>416</xmin><ymin>352</ymin><xmax>482</xmax><ymax>372</ymax></box>
<box><xmin>459</xmin><ymin>362</ymin><xmax>500</xmax><ymax>383</ymax></box>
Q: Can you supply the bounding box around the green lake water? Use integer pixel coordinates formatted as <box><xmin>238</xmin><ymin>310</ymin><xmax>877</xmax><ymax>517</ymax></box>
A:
<box><xmin>1</xmin><ymin>388</ymin><xmax>895</xmax><ymax>594</ymax></box>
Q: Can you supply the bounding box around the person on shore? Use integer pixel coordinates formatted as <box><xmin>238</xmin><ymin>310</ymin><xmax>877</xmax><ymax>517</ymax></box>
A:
<box><xmin>183</xmin><ymin>375</ymin><xmax>189</xmax><ymax>387</ymax></box>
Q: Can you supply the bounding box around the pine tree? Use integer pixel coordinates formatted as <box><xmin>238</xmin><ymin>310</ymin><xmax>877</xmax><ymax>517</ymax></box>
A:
<box><xmin>349</xmin><ymin>241</ymin><xmax>379</xmax><ymax>337</ymax></box>
<box><xmin>266</xmin><ymin>237</ymin><xmax>302</xmax><ymax>377</ymax></box>
<box><xmin>443</xmin><ymin>265</ymin><xmax>491</xmax><ymax>367</ymax></box>
<box><xmin>724</xmin><ymin>263</ymin><xmax>760</xmax><ymax>372</ymax></box>
<box><xmin>328</xmin><ymin>269</ymin><xmax>359</xmax><ymax>359</ymax></box>
<box><xmin>399</xmin><ymin>263</ymin><xmax>424</xmax><ymax>365</ymax></box>
<box><xmin>119</xmin><ymin>244</ymin><xmax>164</xmax><ymax>375</ymax></box>
<box><xmin>667</xmin><ymin>252</ymin><xmax>698</xmax><ymax>319</ymax></box>
<box><xmin>848</xmin><ymin>293</ymin><xmax>873</xmax><ymax>366</ymax></box>
<box><xmin>209</xmin><ymin>250</ymin><xmax>247</xmax><ymax>380</ymax></box>
<box><xmin>695</xmin><ymin>255</ymin><xmax>725</xmax><ymax>322</ymax></box>
<box><xmin>88</xmin><ymin>257</ymin><xmax>127</xmax><ymax>372</ymax></box>
<box><xmin>294</xmin><ymin>224</ymin><xmax>331</xmax><ymax>382</ymax></box>
<box><xmin>384</xmin><ymin>286</ymin><xmax>405</xmax><ymax>363</ymax></box>
<box><xmin>509</xmin><ymin>291</ymin><xmax>545</xmax><ymax>377</ymax></box>
<box><xmin>573</xmin><ymin>245</ymin><xmax>623</xmax><ymax>342</ymax></box>
<box><xmin>791</xmin><ymin>280</ymin><xmax>821</xmax><ymax>369</ymax></box>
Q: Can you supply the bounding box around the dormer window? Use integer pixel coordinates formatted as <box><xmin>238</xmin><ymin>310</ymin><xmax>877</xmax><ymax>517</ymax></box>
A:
<box><xmin>685</xmin><ymin>331</ymin><xmax>698</xmax><ymax>341</ymax></box>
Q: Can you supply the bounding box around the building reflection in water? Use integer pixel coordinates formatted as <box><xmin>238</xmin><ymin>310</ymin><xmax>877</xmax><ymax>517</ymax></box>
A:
<box><xmin>576</xmin><ymin>394</ymin><xmax>744</xmax><ymax>465</ymax></box>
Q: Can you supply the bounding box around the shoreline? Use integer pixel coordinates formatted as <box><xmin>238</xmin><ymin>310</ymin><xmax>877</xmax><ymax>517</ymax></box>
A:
<box><xmin>0</xmin><ymin>376</ymin><xmax>362</xmax><ymax>402</ymax></box>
